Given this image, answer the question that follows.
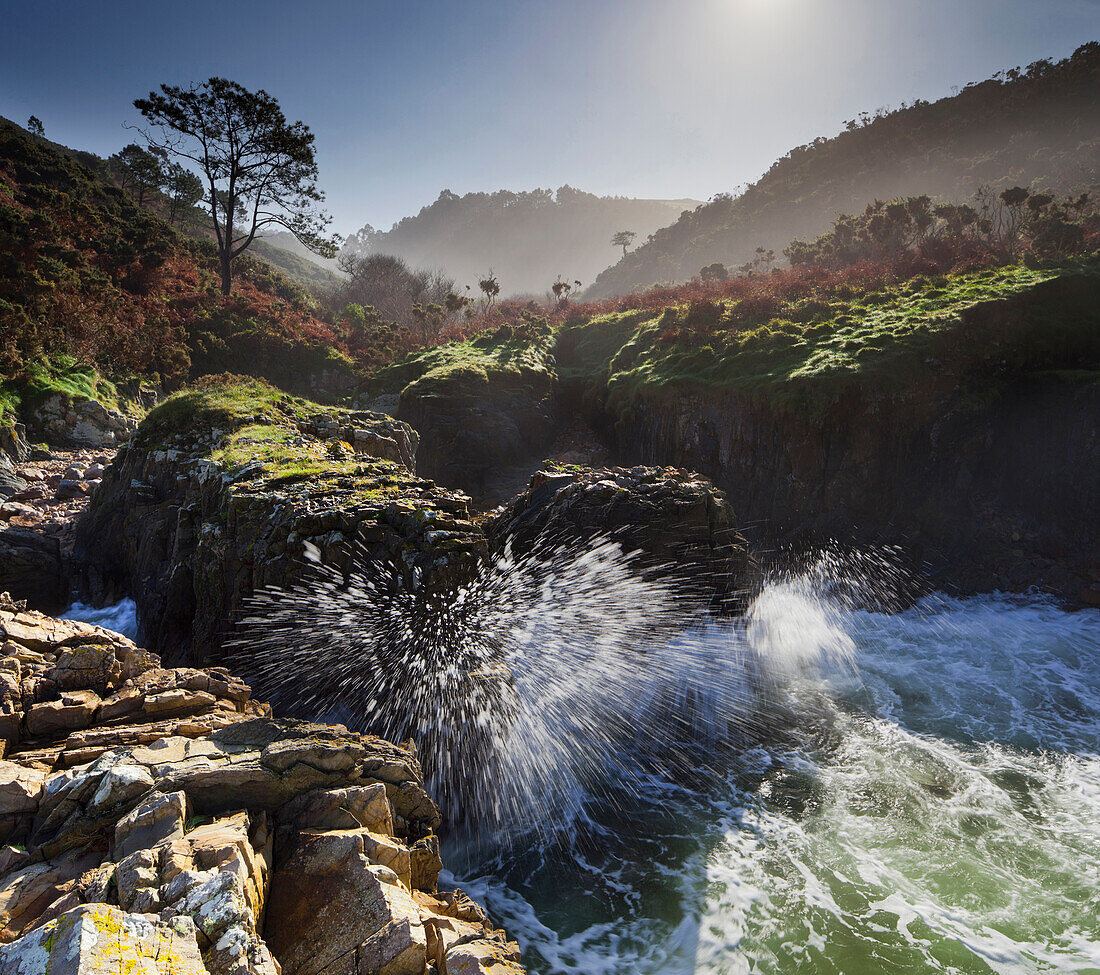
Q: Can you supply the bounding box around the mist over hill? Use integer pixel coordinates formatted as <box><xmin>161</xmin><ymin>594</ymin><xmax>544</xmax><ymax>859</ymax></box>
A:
<box><xmin>339</xmin><ymin>187</ymin><xmax>701</xmax><ymax>296</ymax></box>
<box><xmin>587</xmin><ymin>42</ymin><xmax>1100</xmax><ymax>298</ymax></box>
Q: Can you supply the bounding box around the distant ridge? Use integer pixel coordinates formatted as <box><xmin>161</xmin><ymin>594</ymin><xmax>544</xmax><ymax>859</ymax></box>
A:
<box><xmin>339</xmin><ymin>187</ymin><xmax>702</xmax><ymax>296</ymax></box>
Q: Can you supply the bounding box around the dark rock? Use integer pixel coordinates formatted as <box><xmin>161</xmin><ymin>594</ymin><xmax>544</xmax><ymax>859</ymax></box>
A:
<box><xmin>0</xmin><ymin>527</ymin><xmax>65</xmax><ymax>613</ymax></box>
<box><xmin>75</xmin><ymin>400</ymin><xmax>482</xmax><ymax>666</ymax></box>
<box><xmin>487</xmin><ymin>465</ymin><xmax>758</xmax><ymax>612</ymax></box>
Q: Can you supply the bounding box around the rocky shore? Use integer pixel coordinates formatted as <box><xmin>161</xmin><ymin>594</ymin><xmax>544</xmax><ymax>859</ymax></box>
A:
<box><xmin>0</xmin><ymin>594</ymin><xmax>524</xmax><ymax>974</ymax></box>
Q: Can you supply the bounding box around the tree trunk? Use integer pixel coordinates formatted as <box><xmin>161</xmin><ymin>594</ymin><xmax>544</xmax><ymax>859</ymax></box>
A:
<box><xmin>220</xmin><ymin>251</ymin><xmax>232</xmax><ymax>295</ymax></box>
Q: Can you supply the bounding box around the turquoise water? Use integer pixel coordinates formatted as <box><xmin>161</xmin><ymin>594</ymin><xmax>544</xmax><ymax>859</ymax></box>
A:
<box><xmin>447</xmin><ymin>590</ymin><xmax>1100</xmax><ymax>974</ymax></box>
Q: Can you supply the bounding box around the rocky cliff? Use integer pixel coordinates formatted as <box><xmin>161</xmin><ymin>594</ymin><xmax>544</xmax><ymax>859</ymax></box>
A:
<box><xmin>360</xmin><ymin>323</ymin><xmax>558</xmax><ymax>499</ymax></box>
<box><xmin>0</xmin><ymin>594</ymin><xmax>525</xmax><ymax>974</ymax></box>
<box><xmin>75</xmin><ymin>376</ymin><xmax>485</xmax><ymax>665</ymax></box>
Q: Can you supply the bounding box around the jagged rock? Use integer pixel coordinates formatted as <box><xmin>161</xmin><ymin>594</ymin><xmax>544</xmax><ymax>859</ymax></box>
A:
<box><xmin>409</xmin><ymin>835</ymin><xmax>443</xmax><ymax>894</ymax></box>
<box><xmin>74</xmin><ymin>386</ymin><xmax>485</xmax><ymax>665</ymax></box>
<box><xmin>487</xmin><ymin>465</ymin><xmax>758</xmax><ymax>612</ymax></box>
<box><xmin>277</xmin><ymin>783</ymin><xmax>393</xmax><ymax>836</ymax></box>
<box><xmin>28</xmin><ymin>394</ymin><xmax>137</xmax><ymax>449</ymax></box>
<box><xmin>265</xmin><ymin>829</ymin><xmax>427</xmax><ymax>975</ymax></box>
<box><xmin>115</xmin><ymin>847</ymin><xmax>160</xmax><ymax>912</ymax></box>
<box><xmin>0</xmin><ymin>848</ymin><xmax>100</xmax><ymax>941</ymax></box>
<box><xmin>29</xmin><ymin>720</ymin><xmax>437</xmax><ymax>860</ymax></box>
<box><xmin>0</xmin><ymin>903</ymin><xmax>208</xmax><ymax>974</ymax></box>
<box><xmin>0</xmin><ymin>607</ymin><xmax>525</xmax><ymax>974</ymax></box>
<box><xmin>114</xmin><ymin>789</ymin><xmax>187</xmax><ymax>860</ymax></box>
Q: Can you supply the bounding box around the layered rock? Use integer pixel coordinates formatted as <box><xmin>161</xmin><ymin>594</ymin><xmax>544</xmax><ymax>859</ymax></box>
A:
<box><xmin>0</xmin><ymin>598</ymin><xmax>525</xmax><ymax>975</ymax></box>
<box><xmin>75</xmin><ymin>378</ymin><xmax>485</xmax><ymax>664</ymax></box>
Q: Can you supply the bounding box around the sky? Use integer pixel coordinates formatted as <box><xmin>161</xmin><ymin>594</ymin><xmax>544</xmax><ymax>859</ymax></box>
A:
<box><xmin>1</xmin><ymin>0</ymin><xmax>1096</xmax><ymax>237</ymax></box>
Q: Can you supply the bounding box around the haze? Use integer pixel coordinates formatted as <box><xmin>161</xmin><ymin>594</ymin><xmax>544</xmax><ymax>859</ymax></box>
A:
<box><xmin>1</xmin><ymin>0</ymin><xmax>1095</xmax><ymax>237</ymax></box>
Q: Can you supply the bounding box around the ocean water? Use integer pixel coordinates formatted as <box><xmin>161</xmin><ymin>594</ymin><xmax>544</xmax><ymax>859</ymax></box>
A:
<box><xmin>61</xmin><ymin>597</ymin><xmax>140</xmax><ymax>642</ymax></box>
<box><xmin>445</xmin><ymin>587</ymin><xmax>1100</xmax><ymax>975</ymax></box>
<box><xmin>63</xmin><ymin>563</ymin><xmax>1100</xmax><ymax>973</ymax></box>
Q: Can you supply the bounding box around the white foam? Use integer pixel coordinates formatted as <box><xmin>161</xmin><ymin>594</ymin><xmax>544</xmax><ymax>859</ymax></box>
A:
<box><xmin>61</xmin><ymin>598</ymin><xmax>140</xmax><ymax>642</ymax></box>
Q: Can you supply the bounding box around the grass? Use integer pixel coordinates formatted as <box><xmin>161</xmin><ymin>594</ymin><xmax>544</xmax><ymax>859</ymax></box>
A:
<box><xmin>553</xmin><ymin>260</ymin><xmax>1100</xmax><ymax>412</ymax></box>
<box><xmin>135</xmin><ymin>374</ymin><xmax>313</xmax><ymax>448</ymax></box>
<box><xmin>367</xmin><ymin>321</ymin><xmax>556</xmax><ymax>401</ymax></box>
<box><xmin>0</xmin><ymin>354</ymin><xmax>129</xmax><ymax>426</ymax></box>
<box><xmin>135</xmin><ymin>373</ymin><xmax>411</xmax><ymax>507</ymax></box>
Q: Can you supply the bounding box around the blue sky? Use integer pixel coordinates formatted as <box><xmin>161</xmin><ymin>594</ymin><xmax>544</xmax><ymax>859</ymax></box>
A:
<box><xmin>1</xmin><ymin>0</ymin><xmax>1096</xmax><ymax>236</ymax></box>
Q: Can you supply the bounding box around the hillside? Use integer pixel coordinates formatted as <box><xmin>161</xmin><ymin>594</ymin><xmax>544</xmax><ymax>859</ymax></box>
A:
<box><xmin>342</xmin><ymin>186</ymin><xmax>700</xmax><ymax>296</ymax></box>
<box><xmin>588</xmin><ymin>42</ymin><xmax>1100</xmax><ymax>298</ymax></box>
<box><xmin>0</xmin><ymin>115</ymin><xmax>360</xmax><ymax>424</ymax></box>
<box><xmin>250</xmin><ymin>237</ymin><xmax>342</xmax><ymax>292</ymax></box>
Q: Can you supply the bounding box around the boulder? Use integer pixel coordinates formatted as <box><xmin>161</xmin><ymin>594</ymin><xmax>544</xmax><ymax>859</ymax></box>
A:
<box><xmin>74</xmin><ymin>382</ymin><xmax>485</xmax><ymax>666</ymax></box>
<box><xmin>487</xmin><ymin>465</ymin><xmax>758</xmax><ymax>612</ymax></box>
<box><xmin>0</xmin><ymin>903</ymin><xmax>208</xmax><ymax>974</ymax></box>
<box><xmin>27</xmin><ymin>395</ymin><xmax>137</xmax><ymax>450</ymax></box>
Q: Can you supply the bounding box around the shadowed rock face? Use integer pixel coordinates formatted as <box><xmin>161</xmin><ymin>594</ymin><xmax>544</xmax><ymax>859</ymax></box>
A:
<box><xmin>487</xmin><ymin>465</ymin><xmax>759</xmax><ymax>614</ymax></box>
<box><xmin>0</xmin><ymin>596</ymin><xmax>525</xmax><ymax>975</ymax></box>
<box><xmin>74</xmin><ymin>400</ymin><xmax>485</xmax><ymax>666</ymax></box>
<box><xmin>395</xmin><ymin>367</ymin><xmax>557</xmax><ymax>498</ymax></box>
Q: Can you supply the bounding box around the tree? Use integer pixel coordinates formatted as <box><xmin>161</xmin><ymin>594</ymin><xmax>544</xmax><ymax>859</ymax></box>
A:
<box><xmin>162</xmin><ymin>161</ymin><xmax>204</xmax><ymax>229</ymax></box>
<box><xmin>478</xmin><ymin>272</ymin><xmax>501</xmax><ymax>313</ymax></box>
<box><xmin>551</xmin><ymin>277</ymin><xmax>580</xmax><ymax>306</ymax></box>
<box><xmin>26</xmin><ymin>116</ymin><xmax>44</xmax><ymax>138</ymax></box>
<box><xmin>133</xmin><ymin>77</ymin><xmax>337</xmax><ymax>294</ymax></box>
<box><xmin>611</xmin><ymin>230</ymin><xmax>636</xmax><ymax>258</ymax></box>
<box><xmin>335</xmin><ymin>252</ymin><xmax>454</xmax><ymax>330</ymax></box>
<box><xmin>117</xmin><ymin>143</ymin><xmax>165</xmax><ymax>206</ymax></box>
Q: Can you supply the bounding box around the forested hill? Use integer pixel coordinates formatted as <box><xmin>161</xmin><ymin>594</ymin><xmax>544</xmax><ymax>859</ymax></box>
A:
<box><xmin>340</xmin><ymin>187</ymin><xmax>701</xmax><ymax>296</ymax></box>
<box><xmin>587</xmin><ymin>42</ymin><xmax>1100</xmax><ymax>298</ymax></box>
<box><xmin>0</xmin><ymin>115</ymin><xmax>358</xmax><ymax>406</ymax></box>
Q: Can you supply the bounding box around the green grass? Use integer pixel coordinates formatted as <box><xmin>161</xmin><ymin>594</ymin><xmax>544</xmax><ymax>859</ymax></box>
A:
<box><xmin>136</xmin><ymin>373</ymin><xmax>410</xmax><ymax>504</ymax></box>
<box><xmin>367</xmin><ymin>321</ymin><xmax>556</xmax><ymax>401</ymax></box>
<box><xmin>135</xmin><ymin>374</ymin><xmax>313</xmax><ymax>448</ymax></box>
<box><xmin>0</xmin><ymin>354</ymin><xmax>129</xmax><ymax>426</ymax></box>
<box><xmin>558</xmin><ymin>261</ymin><xmax>1100</xmax><ymax>412</ymax></box>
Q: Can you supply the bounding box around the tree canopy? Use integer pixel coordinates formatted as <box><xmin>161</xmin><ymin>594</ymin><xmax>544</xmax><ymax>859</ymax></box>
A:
<box><xmin>133</xmin><ymin>77</ymin><xmax>337</xmax><ymax>294</ymax></box>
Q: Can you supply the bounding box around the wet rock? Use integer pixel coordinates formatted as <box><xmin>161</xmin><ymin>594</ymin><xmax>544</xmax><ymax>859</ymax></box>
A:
<box><xmin>488</xmin><ymin>465</ymin><xmax>758</xmax><ymax>612</ymax></box>
<box><xmin>74</xmin><ymin>387</ymin><xmax>484</xmax><ymax>665</ymax></box>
